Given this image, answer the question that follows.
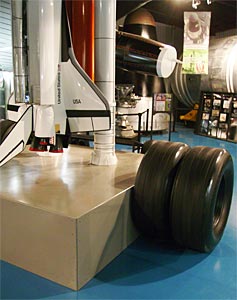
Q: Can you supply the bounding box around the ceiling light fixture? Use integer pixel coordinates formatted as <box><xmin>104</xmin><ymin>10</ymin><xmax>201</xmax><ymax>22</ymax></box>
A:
<box><xmin>192</xmin><ymin>0</ymin><xmax>212</xmax><ymax>9</ymax></box>
<box><xmin>192</xmin><ymin>0</ymin><xmax>201</xmax><ymax>9</ymax></box>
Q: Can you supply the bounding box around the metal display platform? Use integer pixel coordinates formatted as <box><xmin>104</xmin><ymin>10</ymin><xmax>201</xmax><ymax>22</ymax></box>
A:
<box><xmin>0</xmin><ymin>146</ymin><xmax>142</xmax><ymax>290</ymax></box>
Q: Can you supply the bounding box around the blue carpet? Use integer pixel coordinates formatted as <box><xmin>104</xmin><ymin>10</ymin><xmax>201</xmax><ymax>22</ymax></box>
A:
<box><xmin>1</xmin><ymin>125</ymin><xmax>236</xmax><ymax>300</ymax></box>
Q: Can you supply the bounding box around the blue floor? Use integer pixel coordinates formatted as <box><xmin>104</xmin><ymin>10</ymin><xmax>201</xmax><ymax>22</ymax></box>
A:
<box><xmin>1</xmin><ymin>125</ymin><xmax>236</xmax><ymax>300</ymax></box>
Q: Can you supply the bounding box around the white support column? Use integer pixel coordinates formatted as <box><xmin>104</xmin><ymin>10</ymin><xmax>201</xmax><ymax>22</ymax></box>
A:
<box><xmin>91</xmin><ymin>0</ymin><xmax>117</xmax><ymax>165</ymax></box>
<box><xmin>11</xmin><ymin>0</ymin><xmax>28</xmax><ymax>103</ymax></box>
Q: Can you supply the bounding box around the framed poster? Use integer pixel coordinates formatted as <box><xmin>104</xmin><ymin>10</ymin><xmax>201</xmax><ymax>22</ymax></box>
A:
<box><xmin>153</xmin><ymin>93</ymin><xmax>172</xmax><ymax>112</ymax></box>
<box><xmin>182</xmin><ymin>12</ymin><xmax>211</xmax><ymax>74</ymax></box>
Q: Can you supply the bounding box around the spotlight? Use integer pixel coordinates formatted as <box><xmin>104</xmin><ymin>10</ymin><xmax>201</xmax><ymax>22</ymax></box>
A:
<box><xmin>192</xmin><ymin>0</ymin><xmax>201</xmax><ymax>9</ymax></box>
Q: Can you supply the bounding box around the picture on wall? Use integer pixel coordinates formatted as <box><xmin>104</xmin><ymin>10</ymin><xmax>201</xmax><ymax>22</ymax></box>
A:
<box><xmin>200</xmin><ymin>120</ymin><xmax>209</xmax><ymax>133</ymax></box>
<box><xmin>223</xmin><ymin>99</ymin><xmax>231</xmax><ymax>110</ymax></box>
<box><xmin>182</xmin><ymin>12</ymin><xmax>211</xmax><ymax>74</ymax></box>
<box><xmin>211</xmin><ymin>110</ymin><xmax>220</xmax><ymax>117</ymax></box>
<box><xmin>196</xmin><ymin>92</ymin><xmax>237</xmax><ymax>143</ymax></box>
<box><xmin>232</xmin><ymin>98</ymin><xmax>237</xmax><ymax>115</ymax></box>
<box><xmin>209</xmin><ymin>118</ymin><xmax>218</xmax><ymax>128</ymax></box>
<box><xmin>202</xmin><ymin>112</ymin><xmax>210</xmax><ymax>120</ymax></box>
<box><xmin>204</xmin><ymin>98</ymin><xmax>211</xmax><ymax>111</ymax></box>
<box><xmin>153</xmin><ymin>93</ymin><xmax>172</xmax><ymax>112</ymax></box>
<box><xmin>219</xmin><ymin>113</ymin><xmax>227</xmax><ymax>122</ymax></box>
<box><xmin>213</xmin><ymin>99</ymin><xmax>221</xmax><ymax>108</ymax></box>
<box><xmin>217</xmin><ymin>123</ymin><xmax>228</xmax><ymax>139</ymax></box>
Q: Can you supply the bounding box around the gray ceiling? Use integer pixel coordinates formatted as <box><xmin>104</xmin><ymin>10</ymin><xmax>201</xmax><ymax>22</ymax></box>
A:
<box><xmin>117</xmin><ymin>0</ymin><xmax>237</xmax><ymax>35</ymax></box>
<box><xmin>0</xmin><ymin>0</ymin><xmax>236</xmax><ymax>72</ymax></box>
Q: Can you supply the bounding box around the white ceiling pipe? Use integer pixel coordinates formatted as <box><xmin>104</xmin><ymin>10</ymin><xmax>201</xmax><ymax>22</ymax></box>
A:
<box><xmin>91</xmin><ymin>0</ymin><xmax>117</xmax><ymax>165</ymax></box>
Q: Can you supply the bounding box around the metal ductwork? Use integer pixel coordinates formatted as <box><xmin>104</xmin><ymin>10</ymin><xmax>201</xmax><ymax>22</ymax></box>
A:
<box><xmin>116</xmin><ymin>30</ymin><xmax>176</xmax><ymax>78</ymax></box>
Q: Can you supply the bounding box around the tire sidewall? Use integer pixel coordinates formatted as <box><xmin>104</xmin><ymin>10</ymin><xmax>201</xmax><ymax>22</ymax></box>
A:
<box><xmin>170</xmin><ymin>146</ymin><xmax>234</xmax><ymax>252</ymax></box>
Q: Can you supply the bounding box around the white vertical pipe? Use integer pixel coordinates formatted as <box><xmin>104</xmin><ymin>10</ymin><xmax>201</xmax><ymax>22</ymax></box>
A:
<box><xmin>91</xmin><ymin>0</ymin><xmax>117</xmax><ymax>165</ymax></box>
<box><xmin>35</xmin><ymin>0</ymin><xmax>55</xmax><ymax>137</ymax></box>
<box><xmin>28</xmin><ymin>0</ymin><xmax>61</xmax><ymax>138</ymax></box>
<box><xmin>38</xmin><ymin>0</ymin><xmax>56</xmax><ymax>106</ymax></box>
<box><xmin>11</xmin><ymin>0</ymin><xmax>28</xmax><ymax>103</ymax></box>
<box><xmin>28</xmin><ymin>0</ymin><xmax>56</xmax><ymax>105</ymax></box>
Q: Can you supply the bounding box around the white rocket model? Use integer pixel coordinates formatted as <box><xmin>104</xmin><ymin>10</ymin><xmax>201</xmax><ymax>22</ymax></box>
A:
<box><xmin>0</xmin><ymin>0</ymin><xmax>178</xmax><ymax>167</ymax></box>
<box><xmin>27</xmin><ymin>0</ymin><xmax>111</xmax><ymax>137</ymax></box>
<box><xmin>0</xmin><ymin>0</ymin><xmax>111</xmax><ymax>166</ymax></box>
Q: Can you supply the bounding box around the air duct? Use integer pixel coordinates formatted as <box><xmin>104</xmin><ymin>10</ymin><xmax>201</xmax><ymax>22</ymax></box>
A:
<box><xmin>116</xmin><ymin>30</ymin><xmax>177</xmax><ymax>78</ymax></box>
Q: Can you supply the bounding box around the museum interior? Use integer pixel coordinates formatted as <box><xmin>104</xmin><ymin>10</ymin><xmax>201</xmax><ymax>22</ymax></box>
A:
<box><xmin>0</xmin><ymin>0</ymin><xmax>236</xmax><ymax>299</ymax></box>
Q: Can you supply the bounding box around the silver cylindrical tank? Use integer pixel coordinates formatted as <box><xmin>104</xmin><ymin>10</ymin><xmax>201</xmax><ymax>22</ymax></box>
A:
<box><xmin>201</xmin><ymin>36</ymin><xmax>237</xmax><ymax>93</ymax></box>
<box><xmin>170</xmin><ymin>36</ymin><xmax>237</xmax><ymax>107</ymax></box>
<box><xmin>171</xmin><ymin>58</ymin><xmax>201</xmax><ymax>107</ymax></box>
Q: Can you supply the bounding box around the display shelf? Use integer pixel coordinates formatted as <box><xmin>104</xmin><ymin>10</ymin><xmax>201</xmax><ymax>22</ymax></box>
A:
<box><xmin>115</xmin><ymin>109</ymin><xmax>149</xmax><ymax>152</ymax></box>
<box><xmin>70</xmin><ymin>110</ymin><xmax>149</xmax><ymax>152</ymax></box>
<box><xmin>195</xmin><ymin>92</ymin><xmax>237</xmax><ymax>143</ymax></box>
<box><xmin>0</xmin><ymin>146</ymin><xmax>142</xmax><ymax>290</ymax></box>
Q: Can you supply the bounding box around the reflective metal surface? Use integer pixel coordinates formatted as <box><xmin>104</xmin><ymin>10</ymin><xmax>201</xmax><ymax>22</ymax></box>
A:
<box><xmin>0</xmin><ymin>146</ymin><xmax>142</xmax><ymax>218</ymax></box>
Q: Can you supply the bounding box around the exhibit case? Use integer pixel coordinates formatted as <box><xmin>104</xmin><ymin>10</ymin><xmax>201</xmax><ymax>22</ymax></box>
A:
<box><xmin>196</xmin><ymin>92</ymin><xmax>237</xmax><ymax>143</ymax></box>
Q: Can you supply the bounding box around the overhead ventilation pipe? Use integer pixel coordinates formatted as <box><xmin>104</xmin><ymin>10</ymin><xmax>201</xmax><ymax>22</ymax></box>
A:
<box><xmin>91</xmin><ymin>0</ymin><xmax>117</xmax><ymax>165</ymax></box>
<box><xmin>116</xmin><ymin>8</ymin><xmax>167</xmax><ymax>97</ymax></box>
<box><xmin>116</xmin><ymin>30</ymin><xmax>177</xmax><ymax>79</ymax></box>
<box><xmin>11</xmin><ymin>0</ymin><xmax>28</xmax><ymax>103</ymax></box>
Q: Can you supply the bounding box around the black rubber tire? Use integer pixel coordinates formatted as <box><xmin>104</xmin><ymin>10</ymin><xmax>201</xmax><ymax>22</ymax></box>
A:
<box><xmin>141</xmin><ymin>140</ymin><xmax>158</xmax><ymax>154</ymax></box>
<box><xmin>132</xmin><ymin>141</ymin><xmax>190</xmax><ymax>239</ymax></box>
<box><xmin>170</xmin><ymin>146</ymin><xmax>234</xmax><ymax>253</ymax></box>
<box><xmin>0</xmin><ymin>119</ymin><xmax>16</xmax><ymax>145</ymax></box>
